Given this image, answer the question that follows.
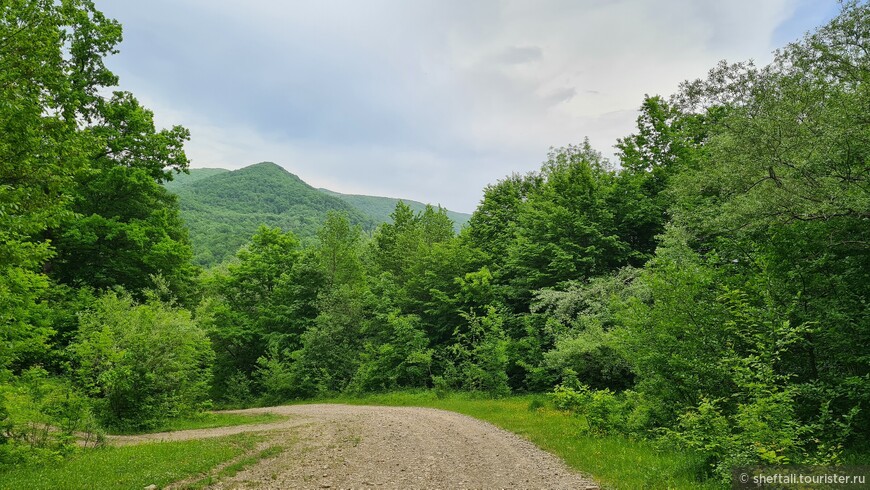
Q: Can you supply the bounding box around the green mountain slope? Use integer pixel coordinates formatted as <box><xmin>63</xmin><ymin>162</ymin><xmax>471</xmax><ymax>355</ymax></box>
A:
<box><xmin>170</xmin><ymin>162</ymin><xmax>374</xmax><ymax>265</ymax></box>
<box><xmin>320</xmin><ymin>189</ymin><xmax>470</xmax><ymax>232</ymax></box>
<box><xmin>167</xmin><ymin>162</ymin><xmax>472</xmax><ymax>266</ymax></box>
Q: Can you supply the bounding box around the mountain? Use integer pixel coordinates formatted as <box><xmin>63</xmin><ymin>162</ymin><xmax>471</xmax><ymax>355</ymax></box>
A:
<box><xmin>169</xmin><ymin>162</ymin><xmax>374</xmax><ymax>265</ymax></box>
<box><xmin>320</xmin><ymin>189</ymin><xmax>470</xmax><ymax>232</ymax></box>
<box><xmin>166</xmin><ymin>162</ymin><xmax>471</xmax><ymax>266</ymax></box>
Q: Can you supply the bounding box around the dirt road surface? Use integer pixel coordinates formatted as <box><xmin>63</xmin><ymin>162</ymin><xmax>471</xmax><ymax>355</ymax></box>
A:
<box><xmin>110</xmin><ymin>404</ymin><xmax>599</xmax><ymax>489</ymax></box>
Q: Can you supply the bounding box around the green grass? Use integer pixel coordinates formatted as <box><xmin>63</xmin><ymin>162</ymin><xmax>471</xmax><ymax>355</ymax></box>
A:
<box><xmin>0</xmin><ymin>393</ymin><xmax>722</xmax><ymax>489</ymax></box>
<box><xmin>0</xmin><ymin>434</ymin><xmax>262</xmax><ymax>490</ymax></box>
<box><xmin>317</xmin><ymin>391</ymin><xmax>721</xmax><ymax>490</ymax></box>
<box><xmin>182</xmin><ymin>444</ymin><xmax>286</xmax><ymax>489</ymax></box>
<box><xmin>108</xmin><ymin>411</ymin><xmax>286</xmax><ymax>435</ymax></box>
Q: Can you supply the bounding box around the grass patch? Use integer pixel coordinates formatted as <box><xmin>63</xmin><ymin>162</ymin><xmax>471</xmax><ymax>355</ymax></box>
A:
<box><xmin>318</xmin><ymin>391</ymin><xmax>721</xmax><ymax>490</ymax></box>
<box><xmin>108</xmin><ymin>411</ymin><xmax>286</xmax><ymax>435</ymax></box>
<box><xmin>183</xmin><ymin>444</ymin><xmax>285</xmax><ymax>489</ymax></box>
<box><xmin>0</xmin><ymin>433</ymin><xmax>262</xmax><ymax>490</ymax></box>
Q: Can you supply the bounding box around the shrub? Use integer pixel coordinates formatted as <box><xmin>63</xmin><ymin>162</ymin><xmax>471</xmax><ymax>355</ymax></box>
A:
<box><xmin>542</xmin><ymin>324</ymin><xmax>634</xmax><ymax>391</ymax></box>
<box><xmin>348</xmin><ymin>312</ymin><xmax>433</xmax><ymax>393</ymax></box>
<box><xmin>432</xmin><ymin>376</ymin><xmax>450</xmax><ymax>399</ymax></box>
<box><xmin>70</xmin><ymin>292</ymin><xmax>214</xmax><ymax>431</ymax></box>
<box><xmin>551</xmin><ymin>385</ymin><xmax>622</xmax><ymax>435</ymax></box>
<box><xmin>220</xmin><ymin>371</ymin><xmax>255</xmax><ymax>408</ymax></box>
<box><xmin>255</xmin><ymin>347</ymin><xmax>295</xmax><ymax>404</ymax></box>
<box><xmin>0</xmin><ymin>368</ymin><xmax>102</xmax><ymax>468</ymax></box>
<box><xmin>442</xmin><ymin>306</ymin><xmax>510</xmax><ymax>397</ymax></box>
<box><xmin>550</xmin><ymin>384</ymin><xmax>651</xmax><ymax>436</ymax></box>
<box><xmin>661</xmin><ymin>392</ymin><xmax>815</xmax><ymax>483</ymax></box>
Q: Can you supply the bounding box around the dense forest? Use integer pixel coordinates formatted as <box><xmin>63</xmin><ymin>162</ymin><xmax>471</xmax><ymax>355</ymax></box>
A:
<box><xmin>1</xmin><ymin>0</ymin><xmax>868</xmax><ymax>484</ymax></box>
<box><xmin>167</xmin><ymin>162</ymin><xmax>376</xmax><ymax>266</ymax></box>
<box><xmin>163</xmin><ymin>163</ymin><xmax>470</xmax><ymax>266</ymax></box>
<box><xmin>319</xmin><ymin>187</ymin><xmax>471</xmax><ymax>233</ymax></box>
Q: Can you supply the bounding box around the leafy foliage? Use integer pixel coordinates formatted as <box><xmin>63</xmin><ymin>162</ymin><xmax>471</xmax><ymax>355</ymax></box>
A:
<box><xmin>0</xmin><ymin>0</ymin><xmax>201</xmax><ymax>461</ymax></box>
<box><xmin>71</xmin><ymin>293</ymin><xmax>213</xmax><ymax>430</ymax></box>
<box><xmin>441</xmin><ymin>306</ymin><xmax>511</xmax><ymax>396</ymax></box>
<box><xmin>0</xmin><ymin>368</ymin><xmax>102</xmax><ymax>467</ymax></box>
<box><xmin>197</xmin><ymin>225</ymin><xmax>309</xmax><ymax>401</ymax></box>
<box><xmin>321</xmin><ymin>188</ymin><xmax>470</xmax><ymax>233</ymax></box>
<box><xmin>169</xmin><ymin>162</ymin><xmax>373</xmax><ymax>266</ymax></box>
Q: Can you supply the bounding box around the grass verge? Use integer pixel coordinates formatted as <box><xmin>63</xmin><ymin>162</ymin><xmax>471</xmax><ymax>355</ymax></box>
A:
<box><xmin>318</xmin><ymin>391</ymin><xmax>721</xmax><ymax>490</ymax></box>
<box><xmin>0</xmin><ymin>433</ymin><xmax>262</xmax><ymax>490</ymax></box>
<box><xmin>108</xmin><ymin>411</ymin><xmax>286</xmax><ymax>435</ymax></box>
<box><xmin>182</xmin><ymin>444</ymin><xmax>286</xmax><ymax>489</ymax></box>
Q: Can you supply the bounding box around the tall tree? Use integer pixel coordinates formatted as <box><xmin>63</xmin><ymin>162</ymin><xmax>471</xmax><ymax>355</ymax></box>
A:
<box><xmin>50</xmin><ymin>92</ymin><xmax>195</xmax><ymax>301</ymax></box>
<box><xmin>465</xmin><ymin>172</ymin><xmax>540</xmax><ymax>267</ymax></box>
<box><xmin>610</xmin><ymin>95</ymin><xmax>712</xmax><ymax>262</ymax></box>
<box><xmin>502</xmin><ymin>141</ymin><xmax>626</xmax><ymax>309</ymax></box>
<box><xmin>198</xmin><ymin>226</ymin><xmax>304</xmax><ymax>398</ymax></box>
<box><xmin>317</xmin><ymin>211</ymin><xmax>364</xmax><ymax>288</ymax></box>
<box><xmin>0</xmin><ymin>0</ymin><xmax>121</xmax><ymax>376</ymax></box>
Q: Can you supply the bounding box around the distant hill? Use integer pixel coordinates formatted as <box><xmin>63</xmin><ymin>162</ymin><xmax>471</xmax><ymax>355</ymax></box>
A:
<box><xmin>320</xmin><ymin>189</ymin><xmax>470</xmax><ymax>232</ymax></box>
<box><xmin>166</xmin><ymin>163</ymin><xmax>471</xmax><ymax>266</ymax></box>
<box><xmin>168</xmin><ymin>163</ymin><xmax>374</xmax><ymax>265</ymax></box>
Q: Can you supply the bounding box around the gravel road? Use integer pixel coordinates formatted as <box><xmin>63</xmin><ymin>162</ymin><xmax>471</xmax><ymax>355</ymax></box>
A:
<box><xmin>111</xmin><ymin>404</ymin><xmax>599</xmax><ymax>489</ymax></box>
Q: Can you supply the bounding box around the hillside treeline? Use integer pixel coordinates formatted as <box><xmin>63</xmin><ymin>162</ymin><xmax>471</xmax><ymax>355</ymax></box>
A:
<box><xmin>163</xmin><ymin>164</ymin><xmax>471</xmax><ymax>267</ymax></box>
<box><xmin>1</xmin><ymin>0</ymin><xmax>867</xmax><ymax>482</ymax></box>
<box><xmin>168</xmin><ymin>163</ymin><xmax>377</xmax><ymax>266</ymax></box>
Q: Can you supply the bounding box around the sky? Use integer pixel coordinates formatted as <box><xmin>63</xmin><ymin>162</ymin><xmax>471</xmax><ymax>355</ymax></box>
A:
<box><xmin>99</xmin><ymin>0</ymin><xmax>840</xmax><ymax>213</ymax></box>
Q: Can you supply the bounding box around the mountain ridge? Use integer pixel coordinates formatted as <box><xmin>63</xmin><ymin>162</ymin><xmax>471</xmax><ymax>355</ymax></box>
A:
<box><xmin>319</xmin><ymin>188</ymin><xmax>470</xmax><ymax>232</ymax></box>
<box><xmin>166</xmin><ymin>162</ymin><xmax>471</xmax><ymax>266</ymax></box>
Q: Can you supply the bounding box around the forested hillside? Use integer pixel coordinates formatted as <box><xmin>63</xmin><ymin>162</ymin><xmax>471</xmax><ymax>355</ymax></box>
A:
<box><xmin>165</xmin><ymin>163</ymin><xmax>470</xmax><ymax>265</ymax></box>
<box><xmin>320</xmin><ymin>188</ymin><xmax>471</xmax><ymax>232</ymax></box>
<box><xmin>168</xmin><ymin>162</ymin><xmax>372</xmax><ymax>265</ymax></box>
<box><xmin>2</xmin><ymin>1</ymin><xmax>868</xmax><ymax>486</ymax></box>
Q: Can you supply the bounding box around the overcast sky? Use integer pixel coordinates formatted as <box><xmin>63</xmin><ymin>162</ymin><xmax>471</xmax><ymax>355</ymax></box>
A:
<box><xmin>100</xmin><ymin>0</ymin><xmax>839</xmax><ymax>213</ymax></box>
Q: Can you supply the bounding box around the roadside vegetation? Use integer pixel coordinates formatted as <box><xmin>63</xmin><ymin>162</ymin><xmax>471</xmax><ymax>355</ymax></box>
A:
<box><xmin>0</xmin><ymin>434</ymin><xmax>264</xmax><ymax>490</ymax></box>
<box><xmin>1</xmin><ymin>1</ymin><xmax>868</xmax><ymax>488</ymax></box>
<box><xmin>323</xmin><ymin>391</ymin><xmax>721</xmax><ymax>489</ymax></box>
<box><xmin>105</xmin><ymin>412</ymin><xmax>286</xmax><ymax>435</ymax></box>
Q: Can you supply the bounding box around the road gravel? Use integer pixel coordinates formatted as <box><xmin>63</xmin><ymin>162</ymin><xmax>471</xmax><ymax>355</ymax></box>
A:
<box><xmin>110</xmin><ymin>404</ymin><xmax>599</xmax><ymax>489</ymax></box>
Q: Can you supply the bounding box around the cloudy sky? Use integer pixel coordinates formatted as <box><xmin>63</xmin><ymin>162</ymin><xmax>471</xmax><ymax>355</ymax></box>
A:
<box><xmin>100</xmin><ymin>0</ymin><xmax>839</xmax><ymax>213</ymax></box>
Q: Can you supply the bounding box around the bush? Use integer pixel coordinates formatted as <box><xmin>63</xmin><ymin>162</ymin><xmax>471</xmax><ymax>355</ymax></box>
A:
<box><xmin>542</xmin><ymin>324</ymin><xmax>634</xmax><ymax>391</ymax></box>
<box><xmin>282</xmin><ymin>284</ymin><xmax>370</xmax><ymax>397</ymax></box>
<box><xmin>348</xmin><ymin>312</ymin><xmax>433</xmax><ymax>393</ymax></box>
<box><xmin>0</xmin><ymin>368</ymin><xmax>102</xmax><ymax>468</ymax></box>
<box><xmin>70</xmin><ymin>292</ymin><xmax>214</xmax><ymax>431</ymax></box>
<box><xmin>442</xmin><ymin>307</ymin><xmax>510</xmax><ymax>397</ymax></box>
<box><xmin>551</xmin><ymin>385</ymin><xmax>622</xmax><ymax>435</ymax></box>
<box><xmin>220</xmin><ymin>371</ymin><xmax>255</xmax><ymax>408</ymax></box>
<box><xmin>432</xmin><ymin>376</ymin><xmax>450</xmax><ymax>399</ymax></box>
<box><xmin>255</xmin><ymin>347</ymin><xmax>295</xmax><ymax>404</ymax></box>
<box><xmin>662</xmin><ymin>392</ymin><xmax>813</xmax><ymax>483</ymax></box>
<box><xmin>550</xmin><ymin>384</ymin><xmax>651</xmax><ymax>436</ymax></box>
